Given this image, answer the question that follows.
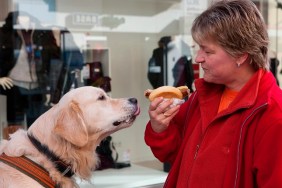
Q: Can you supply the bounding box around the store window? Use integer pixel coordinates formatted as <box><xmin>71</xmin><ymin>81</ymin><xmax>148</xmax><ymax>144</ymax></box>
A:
<box><xmin>0</xmin><ymin>0</ymin><xmax>203</xmax><ymax>147</ymax></box>
<box><xmin>0</xmin><ymin>0</ymin><xmax>202</xmax><ymax>185</ymax></box>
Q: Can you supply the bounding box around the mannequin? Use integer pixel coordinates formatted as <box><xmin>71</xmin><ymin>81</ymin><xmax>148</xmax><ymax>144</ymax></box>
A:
<box><xmin>0</xmin><ymin>77</ymin><xmax>13</xmax><ymax>90</ymax></box>
<box><xmin>269</xmin><ymin>50</ymin><xmax>279</xmax><ymax>86</ymax></box>
<box><xmin>147</xmin><ymin>36</ymin><xmax>171</xmax><ymax>89</ymax></box>
<box><xmin>167</xmin><ymin>36</ymin><xmax>194</xmax><ymax>92</ymax></box>
<box><xmin>0</xmin><ymin>11</ymin><xmax>60</xmax><ymax>127</ymax></box>
<box><xmin>9</xmin><ymin>16</ymin><xmax>39</xmax><ymax>90</ymax></box>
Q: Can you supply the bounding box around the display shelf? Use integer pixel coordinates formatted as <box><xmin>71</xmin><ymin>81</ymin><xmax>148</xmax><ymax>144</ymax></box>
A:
<box><xmin>76</xmin><ymin>164</ymin><xmax>167</xmax><ymax>188</ymax></box>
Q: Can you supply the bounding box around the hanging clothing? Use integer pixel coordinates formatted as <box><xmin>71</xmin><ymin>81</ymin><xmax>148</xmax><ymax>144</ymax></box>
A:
<box><xmin>147</xmin><ymin>47</ymin><xmax>165</xmax><ymax>89</ymax></box>
<box><xmin>172</xmin><ymin>55</ymin><xmax>194</xmax><ymax>92</ymax></box>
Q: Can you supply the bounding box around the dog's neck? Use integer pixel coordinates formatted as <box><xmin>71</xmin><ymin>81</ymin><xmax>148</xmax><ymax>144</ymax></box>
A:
<box><xmin>27</xmin><ymin>133</ymin><xmax>75</xmax><ymax>178</ymax></box>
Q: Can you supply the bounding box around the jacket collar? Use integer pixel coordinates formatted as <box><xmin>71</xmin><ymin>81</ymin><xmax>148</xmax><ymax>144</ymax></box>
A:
<box><xmin>194</xmin><ymin>69</ymin><xmax>275</xmax><ymax>125</ymax></box>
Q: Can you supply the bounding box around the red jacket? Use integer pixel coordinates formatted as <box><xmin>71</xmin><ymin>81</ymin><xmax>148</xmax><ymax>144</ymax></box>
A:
<box><xmin>145</xmin><ymin>69</ymin><xmax>282</xmax><ymax>187</ymax></box>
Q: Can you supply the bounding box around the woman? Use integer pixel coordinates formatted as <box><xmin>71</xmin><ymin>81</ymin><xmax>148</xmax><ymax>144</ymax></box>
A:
<box><xmin>144</xmin><ymin>0</ymin><xmax>282</xmax><ymax>187</ymax></box>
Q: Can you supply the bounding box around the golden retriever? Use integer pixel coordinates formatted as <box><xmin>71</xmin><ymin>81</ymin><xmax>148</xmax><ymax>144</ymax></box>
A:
<box><xmin>0</xmin><ymin>86</ymin><xmax>140</xmax><ymax>188</ymax></box>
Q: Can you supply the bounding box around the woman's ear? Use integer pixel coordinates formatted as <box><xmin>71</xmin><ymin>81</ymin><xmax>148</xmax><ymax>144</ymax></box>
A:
<box><xmin>236</xmin><ymin>53</ymin><xmax>249</xmax><ymax>66</ymax></box>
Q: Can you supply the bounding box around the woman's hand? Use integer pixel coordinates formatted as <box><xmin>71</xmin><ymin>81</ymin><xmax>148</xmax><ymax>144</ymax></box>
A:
<box><xmin>148</xmin><ymin>97</ymin><xmax>180</xmax><ymax>133</ymax></box>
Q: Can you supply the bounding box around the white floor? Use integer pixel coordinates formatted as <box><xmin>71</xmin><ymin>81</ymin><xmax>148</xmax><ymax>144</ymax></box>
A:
<box><xmin>76</xmin><ymin>164</ymin><xmax>168</xmax><ymax>188</ymax></box>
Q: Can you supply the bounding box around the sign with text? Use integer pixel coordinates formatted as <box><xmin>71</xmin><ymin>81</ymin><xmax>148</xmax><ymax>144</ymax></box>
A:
<box><xmin>185</xmin><ymin>0</ymin><xmax>208</xmax><ymax>14</ymax></box>
<box><xmin>72</xmin><ymin>13</ymin><xmax>99</xmax><ymax>26</ymax></box>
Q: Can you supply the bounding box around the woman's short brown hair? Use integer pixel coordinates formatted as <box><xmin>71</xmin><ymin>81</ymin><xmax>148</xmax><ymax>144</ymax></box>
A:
<box><xmin>191</xmin><ymin>0</ymin><xmax>269</xmax><ymax>70</ymax></box>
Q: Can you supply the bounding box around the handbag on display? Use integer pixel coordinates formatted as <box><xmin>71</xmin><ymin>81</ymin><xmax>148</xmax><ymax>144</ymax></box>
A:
<box><xmin>85</xmin><ymin>62</ymin><xmax>112</xmax><ymax>92</ymax></box>
<box><xmin>96</xmin><ymin>136</ymin><xmax>131</xmax><ymax>170</ymax></box>
<box><xmin>96</xmin><ymin>136</ymin><xmax>116</xmax><ymax>170</ymax></box>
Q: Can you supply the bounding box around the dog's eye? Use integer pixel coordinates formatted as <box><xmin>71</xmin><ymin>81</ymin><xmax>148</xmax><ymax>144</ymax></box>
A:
<box><xmin>98</xmin><ymin>95</ymin><xmax>105</xmax><ymax>100</ymax></box>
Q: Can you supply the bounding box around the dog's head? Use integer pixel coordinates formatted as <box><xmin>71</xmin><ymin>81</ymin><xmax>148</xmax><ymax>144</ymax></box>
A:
<box><xmin>51</xmin><ymin>86</ymin><xmax>140</xmax><ymax>147</ymax></box>
<box><xmin>24</xmin><ymin>86</ymin><xmax>140</xmax><ymax>183</ymax></box>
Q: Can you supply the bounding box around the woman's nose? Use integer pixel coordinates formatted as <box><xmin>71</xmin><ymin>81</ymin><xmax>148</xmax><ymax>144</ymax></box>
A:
<box><xmin>195</xmin><ymin>53</ymin><xmax>204</xmax><ymax>64</ymax></box>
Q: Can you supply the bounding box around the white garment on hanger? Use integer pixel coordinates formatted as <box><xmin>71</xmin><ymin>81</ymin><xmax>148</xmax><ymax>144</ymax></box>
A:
<box><xmin>167</xmin><ymin>36</ymin><xmax>191</xmax><ymax>86</ymax></box>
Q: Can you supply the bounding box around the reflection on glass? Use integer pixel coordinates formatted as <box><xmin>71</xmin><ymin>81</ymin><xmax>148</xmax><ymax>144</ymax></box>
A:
<box><xmin>0</xmin><ymin>11</ymin><xmax>84</xmax><ymax>128</ymax></box>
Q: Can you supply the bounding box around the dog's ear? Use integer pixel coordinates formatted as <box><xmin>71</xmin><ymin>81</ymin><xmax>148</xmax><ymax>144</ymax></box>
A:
<box><xmin>54</xmin><ymin>100</ymin><xmax>89</xmax><ymax>147</ymax></box>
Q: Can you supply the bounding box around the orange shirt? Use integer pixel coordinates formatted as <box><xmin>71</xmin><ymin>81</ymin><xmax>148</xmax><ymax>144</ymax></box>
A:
<box><xmin>218</xmin><ymin>88</ymin><xmax>239</xmax><ymax>113</ymax></box>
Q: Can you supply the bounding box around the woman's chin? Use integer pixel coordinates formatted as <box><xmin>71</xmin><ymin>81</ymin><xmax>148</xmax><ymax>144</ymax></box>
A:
<box><xmin>203</xmin><ymin>76</ymin><xmax>211</xmax><ymax>82</ymax></box>
<box><xmin>203</xmin><ymin>76</ymin><xmax>216</xmax><ymax>84</ymax></box>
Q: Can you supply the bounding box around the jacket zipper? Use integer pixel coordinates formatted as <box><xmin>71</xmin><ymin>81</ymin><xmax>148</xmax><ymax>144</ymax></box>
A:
<box><xmin>194</xmin><ymin>144</ymin><xmax>200</xmax><ymax>160</ymax></box>
<box><xmin>188</xmin><ymin>102</ymin><xmax>267</xmax><ymax>188</ymax></box>
<box><xmin>233</xmin><ymin>103</ymin><xmax>267</xmax><ymax>188</ymax></box>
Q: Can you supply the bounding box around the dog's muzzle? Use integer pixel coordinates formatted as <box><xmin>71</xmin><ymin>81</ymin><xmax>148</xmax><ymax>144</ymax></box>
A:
<box><xmin>112</xmin><ymin>98</ymin><xmax>140</xmax><ymax>126</ymax></box>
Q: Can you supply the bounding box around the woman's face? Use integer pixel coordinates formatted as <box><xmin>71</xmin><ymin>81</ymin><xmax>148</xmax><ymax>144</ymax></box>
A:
<box><xmin>194</xmin><ymin>40</ymin><xmax>238</xmax><ymax>85</ymax></box>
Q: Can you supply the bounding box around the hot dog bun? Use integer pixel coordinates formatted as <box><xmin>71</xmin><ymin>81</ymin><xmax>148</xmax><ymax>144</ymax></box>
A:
<box><xmin>144</xmin><ymin>85</ymin><xmax>189</xmax><ymax>101</ymax></box>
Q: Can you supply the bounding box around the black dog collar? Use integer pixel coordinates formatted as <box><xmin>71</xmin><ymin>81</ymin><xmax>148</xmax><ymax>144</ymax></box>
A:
<box><xmin>27</xmin><ymin>133</ymin><xmax>74</xmax><ymax>178</ymax></box>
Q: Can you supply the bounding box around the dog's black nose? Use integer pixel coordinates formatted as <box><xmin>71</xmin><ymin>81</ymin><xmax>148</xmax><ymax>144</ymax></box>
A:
<box><xmin>128</xmin><ymin>98</ymin><xmax>138</xmax><ymax>104</ymax></box>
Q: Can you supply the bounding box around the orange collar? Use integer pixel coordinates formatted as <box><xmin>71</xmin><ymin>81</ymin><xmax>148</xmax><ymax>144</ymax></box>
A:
<box><xmin>0</xmin><ymin>153</ymin><xmax>57</xmax><ymax>188</ymax></box>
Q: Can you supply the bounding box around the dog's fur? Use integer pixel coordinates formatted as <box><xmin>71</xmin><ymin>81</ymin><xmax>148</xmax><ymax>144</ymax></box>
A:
<box><xmin>0</xmin><ymin>86</ymin><xmax>140</xmax><ymax>188</ymax></box>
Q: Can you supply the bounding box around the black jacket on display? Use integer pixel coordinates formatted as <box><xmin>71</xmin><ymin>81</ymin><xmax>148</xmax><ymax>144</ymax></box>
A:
<box><xmin>0</xmin><ymin>11</ymin><xmax>60</xmax><ymax>125</ymax></box>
